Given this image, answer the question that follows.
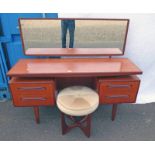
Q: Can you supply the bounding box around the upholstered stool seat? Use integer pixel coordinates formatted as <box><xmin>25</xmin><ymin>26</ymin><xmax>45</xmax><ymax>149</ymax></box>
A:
<box><xmin>57</xmin><ymin>86</ymin><xmax>99</xmax><ymax>137</ymax></box>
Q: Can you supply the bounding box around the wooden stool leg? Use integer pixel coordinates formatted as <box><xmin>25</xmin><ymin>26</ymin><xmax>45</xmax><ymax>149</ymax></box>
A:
<box><xmin>61</xmin><ymin>112</ymin><xmax>71</xmax><ymax>135</ymax></box>
<box><xmin>61</xmin><ymin>113</ymin><xmax>91</xmax><ymax>137</ymax></box>
<box><xmin>80</xmin><ymin>114</ymin><xmax>91</xmax><ymax>137</ymax></box>
<box><xmin>33</xmin><ymin>106</ymin><xmax>40</xmax><ymax>124</ymax></box>
<box><xmin>112</xmin><ymin>104</ymin><xmax>118</xmax><ymax>121</ymax></box>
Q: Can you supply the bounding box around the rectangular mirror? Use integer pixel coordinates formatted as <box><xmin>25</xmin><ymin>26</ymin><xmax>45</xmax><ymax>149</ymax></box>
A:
<box><xmin>19</xmin><ymin>18</ymin><xmax>129</xmax><ymax>56</ymax></box>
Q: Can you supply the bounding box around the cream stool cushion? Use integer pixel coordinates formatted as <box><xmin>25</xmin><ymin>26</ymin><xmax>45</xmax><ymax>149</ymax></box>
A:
<box><xmin>57</xmin><ymin>86</ymin><xmax>99</xmax><ymax>116</ymax></box>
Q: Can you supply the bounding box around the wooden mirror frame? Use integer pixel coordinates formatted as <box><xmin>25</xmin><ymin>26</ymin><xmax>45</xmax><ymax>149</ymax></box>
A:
<box><xmin>19</xmin><ymin>18</ymin><xmax>130</xmax><ymax>57</ymax></box>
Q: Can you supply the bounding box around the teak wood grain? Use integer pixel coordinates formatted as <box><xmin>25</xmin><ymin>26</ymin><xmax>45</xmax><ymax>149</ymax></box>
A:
<box><xmin>7</xmin><ymin>58</ymin><xmax>142</xmax><ymax>77</ymax></box>
<box><xmin>9</xmin><ymin>77</ymin><xmax>56</xmax><ymax>107</ymax></box>
<box><xmin>25</xmin><ymin>48</ymin><xmax>123</xmax><ymax>56</ymax></box>
<box><xmin>97</xmin><ymin>75</ymin><xmax>140</xmax><ymax>104</ymax></box>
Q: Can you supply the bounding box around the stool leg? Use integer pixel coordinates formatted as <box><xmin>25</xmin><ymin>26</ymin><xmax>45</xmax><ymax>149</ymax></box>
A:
<box><xmin>112</xmin><ymin>104</ymin><xmax>118</xmax><ymax>121</ymax></box>
<box><xmin>61</xmin><ymin>113</ymin><xmax>91</xmax><ymax>137</ymax></box>
<box><xmin>33</xmin><ymin>106</ymin><xmax>40</xmax><ymax>124</ymax></box>
<box><xmin>80</xmin><ymin>114</ymin><xmax>91</xmax><ymax>137</ymax></box>
<box><xmin>61</xmin><ymin>112</ymin><xmax>71</xmax><ymax>135</ymax></box>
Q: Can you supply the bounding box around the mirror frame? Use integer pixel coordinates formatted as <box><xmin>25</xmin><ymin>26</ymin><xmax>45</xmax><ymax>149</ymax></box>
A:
<box><xmin>19</xmin><ymin>18</ymin><xmax>130</xmax><ymax>56</ymax></box>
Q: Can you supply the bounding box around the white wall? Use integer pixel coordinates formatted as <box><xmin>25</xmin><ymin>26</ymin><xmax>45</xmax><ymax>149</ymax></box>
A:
<box><xmin>59</xmin><ymin>14</ymin><xmax>155</xmax><ymax>103</ymax></box>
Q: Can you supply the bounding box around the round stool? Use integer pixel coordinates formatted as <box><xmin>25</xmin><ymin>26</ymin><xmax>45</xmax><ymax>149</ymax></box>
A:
<box><xmin>57</xmin><ymin>86</ymin><xmax>99</xmax><ymax>137</ymax></box>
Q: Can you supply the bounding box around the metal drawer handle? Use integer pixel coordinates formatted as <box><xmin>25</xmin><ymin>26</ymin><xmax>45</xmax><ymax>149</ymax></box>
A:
<box><xmin>106</xmin><ymin>95</ymin><xmax>129</xmax><ymax>99</ymax></box>
<box><xmin>108</xmin><ymin>84</ymin><xmax>131</xmax><ymax>89</ymax></box>
<box><xmin>17</xmin><ymin>87</ymin><xmax>46</xmax><ymax>90</ymax></box>
<box><xmin>21</xmin><ymin>97</ymin><xmax>47</xmax><ymax>101</ymax></box>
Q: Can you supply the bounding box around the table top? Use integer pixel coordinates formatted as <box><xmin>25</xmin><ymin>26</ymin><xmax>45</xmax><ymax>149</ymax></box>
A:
<box><xmin>7</xmin><ymin>58</ymin><xmax>142</xmax><ymax>77</ymax></box>
<box><xmin>25</xmin><ymin>48</ymin><xmax>123</xmax><ymax>56</ymax></box>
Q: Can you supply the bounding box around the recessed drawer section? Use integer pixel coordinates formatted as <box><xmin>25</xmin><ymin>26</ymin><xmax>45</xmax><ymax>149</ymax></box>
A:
<box><xmin>13</xmin><ymin>95</ymin><xmax>53</xmax><ymax>106</ymax></box>
<box><xmin>11</xmin><ymin>83</ymin><xmax>52</xmax><ymax>96</ymax></box>
<box><xmin>9</xmin><ymin>77</ymin><xmax>56</xmax><ymax>107</ymax></box>
<box><xmin>97</xmin><ymin>76</ymin><xmax>140</xmax><ymax>104</ymax></box>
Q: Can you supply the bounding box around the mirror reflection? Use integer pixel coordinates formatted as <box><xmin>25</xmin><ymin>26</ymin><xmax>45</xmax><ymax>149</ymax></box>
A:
<box><xmin>20</xmin><ymin>19</ymin><xmax>128</xmax><ymax>52</ymax></box>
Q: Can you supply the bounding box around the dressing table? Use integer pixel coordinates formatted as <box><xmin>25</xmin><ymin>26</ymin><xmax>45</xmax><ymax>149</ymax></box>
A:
<box><xmin>7</xmin><ymin>18</ymin><xmax>142</xmax><ymax>123</ymax></box>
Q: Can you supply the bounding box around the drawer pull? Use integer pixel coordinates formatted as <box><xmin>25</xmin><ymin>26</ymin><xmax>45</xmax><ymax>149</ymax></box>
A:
<box><xmin>17</xmin><ymin>87</ymin><xmax>46</xmax><ymax>90</ymax></box>
<box><xmin>106</xmin><ymin>95</ymin><xmax>129</xmax><ymax>99</ymax></box>
<box><xmin>21</xmin><ymin>97</ymin><xmax>47</xmax><ymax>101</ymax></box>
<box><xmin>108</xmin><ymin>84</ymin><xmax>131</xmax><ymax>89</ymax></box>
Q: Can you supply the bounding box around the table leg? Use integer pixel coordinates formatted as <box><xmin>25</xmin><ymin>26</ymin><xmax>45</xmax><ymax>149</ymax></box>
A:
<box><xmin>33</xmin><ymin>106</ymin><xmax>40</xmax><ymax>124</ymax></box>
<box><xmin>112</xmin><ymin>104</ymin><xmax>118</xmax><ymax>121</ymax></box>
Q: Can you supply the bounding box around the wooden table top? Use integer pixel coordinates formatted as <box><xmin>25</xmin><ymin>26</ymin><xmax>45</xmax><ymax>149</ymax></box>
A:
<box><xmin>25</xmin><ymin>48</ymin><xmax>123</xmax><ymax>56</ymax></box>
<box><xmin>7</xmin><ymin>58</ymin><xmax>142</xmax><ymax>77</ymax></box>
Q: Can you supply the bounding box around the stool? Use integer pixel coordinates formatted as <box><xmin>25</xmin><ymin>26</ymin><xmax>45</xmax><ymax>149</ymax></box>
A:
<box><xmin>57</xmin><ymin>86</ymin><xmax>99</xmax><ymax>137</ymax></box>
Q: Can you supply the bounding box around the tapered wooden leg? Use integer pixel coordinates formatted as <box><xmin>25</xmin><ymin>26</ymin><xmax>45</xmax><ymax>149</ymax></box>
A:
<box><xmin>33</xmin><ymin>106</ymin><xmax>40</xmax><ymax>124</ymax></box>
<box><xmin>112</xmin><ymin>104</ymin><xmax>118</xmax><ymax>121</ymax></box>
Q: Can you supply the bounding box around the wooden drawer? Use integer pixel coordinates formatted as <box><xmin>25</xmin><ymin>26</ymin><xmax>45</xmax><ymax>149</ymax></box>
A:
<box><xmin>97</xmin><ymin>76</ymin><xmax>140</xmax><ymax>104</ymax></box>
<box><xmin>9</xmin><ymin>77</ymin><xmax>56</xmax><ymax>107</ymax></box>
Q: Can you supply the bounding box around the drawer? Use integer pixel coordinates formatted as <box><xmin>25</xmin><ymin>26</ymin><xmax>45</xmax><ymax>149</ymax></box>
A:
<box><xmin>10</xmin><ymin>83</ymin><xmax>53</xmax><ymax>96</ymax></box>
<box><xmin>9</xmin><ymin>77</ymin><xmax>56</xmax><ymax>107</ymax></box>
<box><xmin>97</xmin><ymin>76</ymin><xmax>140</xmax><ymax>104</ymax></box>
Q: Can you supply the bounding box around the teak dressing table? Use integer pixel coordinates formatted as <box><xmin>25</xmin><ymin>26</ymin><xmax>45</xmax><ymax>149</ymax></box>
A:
<box><xmin>7</xmin><ymin>18</ymin><xmax>143</xmax><ymax>123</ymax></box>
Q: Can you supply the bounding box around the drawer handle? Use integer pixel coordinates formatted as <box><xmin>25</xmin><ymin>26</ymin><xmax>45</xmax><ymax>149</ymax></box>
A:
<box><xmin>106</xmin><ymin>95</ymin><xmax>129</xmax><ymax>99</ymax></box>
<box><xmin>108</xmin><ymin>84</ymin><xmax>131</xmax><ymax>89</ymax></box>
<box><xmin>17</xmin><ymin>87</ymin><xmax>46</xmax><ymax>90</ymax></box>
<box><xmin>21</xmin><ymin>97</ymin><xmax>47</xmax><ymax>101</ymax></box>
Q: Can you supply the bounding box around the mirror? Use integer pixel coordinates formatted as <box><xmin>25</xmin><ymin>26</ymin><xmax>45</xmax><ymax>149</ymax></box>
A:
<box><xmin>19</xmin><ymin>18</ymin><xmax>129</xmax><ymax>56</ymax></box>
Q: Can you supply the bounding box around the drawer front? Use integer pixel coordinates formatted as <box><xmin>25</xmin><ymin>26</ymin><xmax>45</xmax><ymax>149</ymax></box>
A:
<box><xmin>99</xmin><ymin>81</ymin><xmax>140</xmax><ymax>104</ymax></box>
<box><xmin>10</xmin><ymin>82</ymin><xmax>55</xmax><ymax>106</ymax></box>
